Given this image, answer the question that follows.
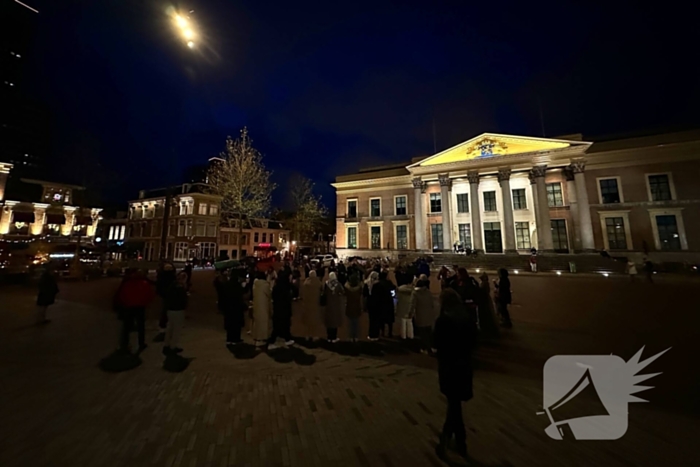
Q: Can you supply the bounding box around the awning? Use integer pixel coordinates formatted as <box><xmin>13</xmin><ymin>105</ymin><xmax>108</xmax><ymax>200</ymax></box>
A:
<box><xmin>74</xmin><ymin>216</ymin><xmax>93</xmax><ymax>225</ymax></box>
<box><xmin>12</xmin><ymin>211</ymin><xmax>35</xmax><ymax>223</ymax></box>
<box><xmin>46</xmin><ymin>214</ymin><xmax>66</xmax><ymax>225</ymax></box>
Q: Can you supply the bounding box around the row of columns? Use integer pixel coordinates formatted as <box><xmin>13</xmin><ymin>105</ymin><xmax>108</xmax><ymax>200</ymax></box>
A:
<box><xmin>411</xmin><ymin>160</ymin><xmax>595</xmax><ymax>252</ymax></box>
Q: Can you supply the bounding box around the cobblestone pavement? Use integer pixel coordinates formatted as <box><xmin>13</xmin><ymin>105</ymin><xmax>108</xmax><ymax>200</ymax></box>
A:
<box><xmin>0</xmin><ymin>272</ymin><xmax>698</xmax><ymax>467</ymax></box>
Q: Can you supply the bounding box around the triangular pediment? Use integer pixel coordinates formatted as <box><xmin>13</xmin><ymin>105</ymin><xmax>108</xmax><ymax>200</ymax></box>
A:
<box><xmin>408</xmin><ymin>133</ymin><xmax>590</xmax><ymax>168</ymax></box>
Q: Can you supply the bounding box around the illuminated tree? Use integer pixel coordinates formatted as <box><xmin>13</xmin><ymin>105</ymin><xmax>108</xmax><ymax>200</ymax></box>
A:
<box><xmin>207</xmin><ymin>128</ymin><xmax>275</xmax><ymax>256</ymax></box>
<box><xmin>289</xmin><ymin>174</ymin><xmax>328</xmax><ymax>244</ymax></box>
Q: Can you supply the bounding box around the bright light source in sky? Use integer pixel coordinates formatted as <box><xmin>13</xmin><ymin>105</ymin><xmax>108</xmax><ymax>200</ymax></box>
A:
<box><xmin>187</xmin><ymin>41</ymin><xmax>195</xmax><ymax>48</ymax></box>
<box><xmin>175</xmin><ymin>15</ymin><xmax>188</xmax><ymax>28</ymax></box>
<box><xmin>183</xmin><ymin>29</ymin><xmax>194</xmax><ymax>39</ymax></box>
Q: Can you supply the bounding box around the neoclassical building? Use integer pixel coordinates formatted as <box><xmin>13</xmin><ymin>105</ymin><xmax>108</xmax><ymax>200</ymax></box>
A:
<box><xmin>333</xmin><ymin>130</ymin><xmax>700</xmax><ymax>261</ymax></box>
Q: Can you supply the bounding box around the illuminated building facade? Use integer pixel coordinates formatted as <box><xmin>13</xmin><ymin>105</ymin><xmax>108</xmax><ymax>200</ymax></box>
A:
<box><xmin>218</xmin><ymin>219</ymin><xmax>290</xmax><ymax>260</ymax></box>
<box><xmin>333</xmin><ymin>130</ymin><xmax>700</xmax><ymax>263</ymax></box>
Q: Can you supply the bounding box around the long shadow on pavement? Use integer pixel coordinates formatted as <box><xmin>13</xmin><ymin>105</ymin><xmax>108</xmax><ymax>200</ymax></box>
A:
<box><xmin>98</xmin><ymin>351</ymin><xmax>142</xmax><ymax>372</ymax></box>
<box><xmin>266</xmin><ymin>345</ymin><xmax>317</xmax><ymax>366</ymax></box>
<box><xmin>294</xmin><ymin>337</ymin><xmax>424</xmax><ymax>358</ymax></box>
<box><xmin>227</xmin><ymin>343</ymin><xmax>262</xmax><ymax>360</ymax></box>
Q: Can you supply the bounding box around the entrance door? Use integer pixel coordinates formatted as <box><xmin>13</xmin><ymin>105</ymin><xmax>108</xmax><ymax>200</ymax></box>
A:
<box><xmin>551</xmin><ymin>219</ymin><xmax>569</xmax><ymax>253</ymax></box>
<box><xmin>483</xmin><ymin>222</ymin><xmax>503</xmax><ymax>253</ymax></box>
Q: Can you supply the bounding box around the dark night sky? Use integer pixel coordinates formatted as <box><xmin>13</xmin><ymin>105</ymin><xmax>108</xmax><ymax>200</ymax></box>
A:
<box><xmin>22</xmin><ymin>0</ymin><xmax>700</xmax><ymax>208</ymax></box>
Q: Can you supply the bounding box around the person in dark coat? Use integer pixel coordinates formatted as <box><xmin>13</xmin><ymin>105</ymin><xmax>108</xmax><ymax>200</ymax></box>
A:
<box><xmin>363</xmin><ymin>271</ymin><xmax>383</xmax><ymax>340</ymax></box>
<box><xmin>36</xmin><ymin>266</ymin><xmax>59</xmax><ymax>324</ymax></box>
<box><xmin>224</xmin><ymin>270</ymin><xmax>247</xmax><ymax>345</ymax></box>
<box><xmin>494</xmin><ymin>268</ymin><xmax>512</xmax><ymax>328</ymax></box>
<box><xmin>213</xmin><ymin>271</ymin><xmax>229</xmax><ymax>314</ymax></box>
<box><xmin>163</xmin><ymin>272</ymin><xmax>189</xmax><ymax>355</ymax></box>
<box><xmin>268</xmin><ymin>271</ymin><xmax>295</xmax><ymax>349</ymax></box>
<box><xmin>433</xmin><ymin>288</ymin><xmax>477</xmax><ymax>460</ymax></box>
<box><xmin>378</xmin><ymin>271</ymin><xmax>396</xmax><ymax>338</ymax></box>
<box><xmin>155</xmin><ymin>262</ymin><xmax>176</xmax><ymax>338</ymax></box>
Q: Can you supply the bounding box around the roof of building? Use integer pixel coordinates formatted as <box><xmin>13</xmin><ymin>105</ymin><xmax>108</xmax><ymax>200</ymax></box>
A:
<box><xmin>588</xmin><ymin>129</ymin><xmax>700</xmax><ymax>153</ymax></box>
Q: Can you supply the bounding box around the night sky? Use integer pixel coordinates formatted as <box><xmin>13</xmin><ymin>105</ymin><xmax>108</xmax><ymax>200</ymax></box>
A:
<box><xmin>23</xmin><ymin>0</ymin><xmax>700</xmax><ymax>209</ymax></box>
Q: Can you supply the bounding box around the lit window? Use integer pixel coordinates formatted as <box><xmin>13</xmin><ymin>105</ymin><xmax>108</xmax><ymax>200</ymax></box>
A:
<box><xmin>209</xmin><ymin>205</ymin><xmax>218</xmax><ymax>216</ymax></box>
<box><xmin>396</xmin><ymin>225</ymin><xmax>408</xmax><ymax>249</ymax></box>
<box><xmin>198</xmin><ymin>203</ymin><xmax>208</xmax><ymax>215</ymax></box>
<box><xmin>515</xmin><ymin>222</ymin><xmax>531</xmax><ymax>249</ymax></box>
<box><xmin>605</xmin><ymin>217</ymin><xmax>627</xmax><ymax>250</ymax></box>
<box><xmin>546</xmin><ymin>183</ymin><xmax>564</xmax><ymax>207</ymax></box>
<box><xmin>347</xmin><ymin>227</ymin><xmax>357</xmax><ymax>248</ymax></box>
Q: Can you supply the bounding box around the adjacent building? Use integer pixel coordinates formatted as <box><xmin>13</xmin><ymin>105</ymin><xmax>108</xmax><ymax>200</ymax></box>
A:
<box><xmin>125</xmin><ymin>183</ymin><xmax>222</xmax><ymax>262</ymax></box>
<box><xmin>333</xmin><ymin>130</ymin><xmax>700</xmax><ymax>262</ymax></box>
<box><xmin>0</xmin><ymin>162</ymin><xmax>101</xmax><ymax>243</ymax></box>
<box><xmin>218</xmin><ymin>218</ymin><xmax>290</xmax><ymax>259</ymax></box>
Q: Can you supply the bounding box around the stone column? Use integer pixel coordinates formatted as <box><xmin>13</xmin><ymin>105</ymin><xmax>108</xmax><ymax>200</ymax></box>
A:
<box><xmin>497</xmin><ymin>168</ymin><xmax>517</xmax><ymax>254</ymax></box>
<box><xmin>467</xmin><ymin>171</ymin><xmax>483</xmax><ymax>251</ymax></box>
<box><xmin>563</xmin><ymin>167</ymin><xmax>581</xmax><ymax>251</ymax></box>
<box><xmin>412</xmin><ymin>178</ymin><xmax>427</xmax><ymax>251</ymax></box>
<box><xmin>62</xmin><ymin>207</ymin><xmax>76</xmax><ymax>237</ymax></box>
<box><xmin>32</xmin><ymin>204</ymin><xmax>48</xmax><ymax>236</ymax></box>
<box><xmin>531</xmin><ymin>165</ymin><xmax>553</xmax><ymax>251</ymax></box>
<box><xmin>528</xmin><ymin>171</ymin><xmax>540</xmax><ymax>249</ymax></box>
<box><xmin>438</xmin><ymin>174</ymin><xmax>453</xmax><ymax>251</ymax></box>
<box><xmin>571</xmin><ymin>159</ymin><xmax>595</xmax><ymax>251</ymax></box>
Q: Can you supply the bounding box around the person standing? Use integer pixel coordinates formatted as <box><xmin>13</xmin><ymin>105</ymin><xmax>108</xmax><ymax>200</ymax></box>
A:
<box><xmin>378</xmin><ymin>271</ymin><xmax>396</xmax><ymax>338</ymax></box>
<box><xmin>494</xmin><ymin>268</ymin><xmax>512</xmax><ymax>328</ymax></box>
<box><xmin>301</xmin><ymin>269</ymin><xmax>323</xmax><ymax>339</ymax></box>
<box><xmin>626</xmin><ymin>260</ymin><xmax>638</xmax><ymax>282</ymax></box>
<box><xmin>163</xmin><ymin>271</ymin><xmax>189</xmax><ymax>355</ymax></box>
<box><xmin>224</xmin><ymin>270</ymin><xmax>247</xmax><ymax>346</ymax></box>
<box><xmin>213</xmin><ymin>270</ymin><xmax>229</xmax><ymax>314</ymax></box>
<box><xmin>410</xmin><ymin>275</ymin><xmax>435</xmax><ymax>353</ymax></box>
<box><xmin>529</xmin><ymin>253</ymin><xmax>537</xmax><ymax>273</ymax></box>
<box><xmin>477</xmin><ymin>272</ymin><xmax>500</xmax><ymax>339</ymax></box>
<box><xmin>395</xmin><ymin>280</ymin><xmax>415</xmax><ymax>339</ymax></box>
<box><xmin>323</xmin><ymin>272</ymin><xmax>345</xmax><ymax>342</ymax></box>
<box><xmin>115</xmin><ymin>269</ymin><xmax>155</xmax><ymax>353</ymax></box>
<box><xmin>363</xmin><ymin>271</ymin><xmax>381</xmax><ymax>340</ymax></box>
<box><xmin>252</xmin><ymin>271</ymin><xmax>272</xmax><ymax>347</ymax></box>
<box><xmin>155</xmin><ymin>262</ymin><xmax>176</xmax><ymax>340</ymax></box>
<box><xmin>268</xmin><ymin>271</ymin><xmax>295</xmax><ymax>349</ymax></box>
<box><xmin>643</xmin><ymin>258</ymin><xmax>655</xmax><ymax>283</ymax></box>
<box><xmin>344</xmin><ymin>273</ymin><xmax>363</xmax><ymax>342</ymax></box>
<box><xmin>434</xmin><ymin>288</ymin><xmax>476</xmax><ymax>460</ymax></box>
<box><xmin>36</xmin><ymin>265</ymin><xmax>59</xmax><ymax>324</ymax></box>
<box><xmin>183</xmin><ymin>262</ymin><xmax>193</xmax><ymax>290</ymax></box>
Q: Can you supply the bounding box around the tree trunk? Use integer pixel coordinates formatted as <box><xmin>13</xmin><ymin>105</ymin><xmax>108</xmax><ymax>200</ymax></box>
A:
<box><xmin>238</xmin><ymin>212</ymin><xmax>243</xmax><ymax>260</ymax></box>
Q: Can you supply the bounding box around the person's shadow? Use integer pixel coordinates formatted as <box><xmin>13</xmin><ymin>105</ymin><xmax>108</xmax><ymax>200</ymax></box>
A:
<box><xmin>163</xmin><ymin>354</ymin><xmax>193</xmax><ymax>372</ymax></box>
<box><xmin>266</xmin><ymin>345</ymin><xmax>317</xmax><ymax>366</ymax></box>
<box><xmin>98</xmin><ymin>350</ymin><xmax>142</xmax><ymax>373</ymax></box>
<box><xmin>227</xmin><ymin>343</ymin><xmax>262</xmax><ymax>360</ymax></box>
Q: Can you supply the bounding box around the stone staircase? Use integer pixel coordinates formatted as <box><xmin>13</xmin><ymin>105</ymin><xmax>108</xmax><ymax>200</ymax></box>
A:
<box><xmin>401</xmin><ymin>252</ymin><xmax>627</xmax><ymax>274</ymax></box>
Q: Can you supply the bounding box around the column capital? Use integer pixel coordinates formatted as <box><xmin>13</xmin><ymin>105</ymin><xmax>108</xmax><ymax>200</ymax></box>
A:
<box><xmin>466</xmin><ymin>171</ymin><xmax>480</xmax><ymax>185</ymax></box>
<box><xmin>528</xmin><ymin>171</ymin><xmax>538</xmax><ymax>185</ymax></box>
<box><xmin>438</xmin><ymin>174</ymin><xmax>452</xmax><ymax>188</ymax></box>
<box><xmin>562</xmin><ymin>166</ymin><xmax>575</xmax><ymax>181</ymax></box>
<box><xmin>571</xmin><ymin>159</ymin><xmax>586</xmax><ymax>173</ymax></box>
<box><xmin>411</xmin><ymin>177</ymin><xmax>427</xmax><ymax>192</ymax></box>
<box><xmin>530</xmin><ymin>165</ymin><xmax>547</xmax><ymax>178</ymax></box>
<box><xmin>497</xmin><ymin>168</ymin><xmax>512</xmax><ymax>184</ymax></box>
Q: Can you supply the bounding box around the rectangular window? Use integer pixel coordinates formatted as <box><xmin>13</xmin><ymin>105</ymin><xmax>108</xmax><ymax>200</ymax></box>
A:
<box><xmin>456</xmin><ymin>193</ymin><xmax>469</xmax><ymax>213</ymax></box>
<box><xmin>655</xmin><ymin>215</ymin><xmax>681</xmax><ymax>250</ymax></box>
<box><xmin>605</xmin><ymin>217</ymin><xmax>627</xmax><ymax>250</ymax></box>
<box><xmin>600</xmin><ymin>179</ymin><xmax>621</xmax><ymax>204</ymax></box>
<box><xmin>209</xmin><ymin>205</ymin><xmax>218</xmax><ymax>216</ymax></box>
<box><xmin>254</xmin><ymin>232</ymin><xmax>259</xmax><ymax>243</ymax></box>
<box><xmin>483</xmin><ymin>191</ymin><xmax>497</xmax><ymax>212</ymax></box>
<box><xmin>262</xmin><ymin>232</ymin><xmax>267</xmax><ymax>242</ymax></box>
<box><xmin>512</xmin><ymin>189</ymin><xmax>527</xmax><ymax>210</ymax></box>
<box><xmin>429</xmin><ymin>193</ymin><xmax>442</xmax><ymax>213</ymax></box>
<box><xmin>270</xmin><ymin>233</ymin><xmax>274</xmax><ymax>244</ymax></box>
<box><xmin>221</xmin><ymin>233</ymin><xmax>230</xmax><ymax>245</ymax></box>
<box><xmin>177</xmin><ymin>220</ymin><xmax>186</xmax><ymax>236</ymax></box>
<box><xmin>174</xmin><ymin>242</ymin><xmax>188</xmax><ymax>261</ymax></box>
<box><xmin>109</xmin><ymin>226</ymin><xmax>115</xmax><ymax>241</ymax></box>
<box><xmin>483</xmin><ymin>222</ymin><xmax>502</xmax><ymax>253</ymax></box>
<box><xmin>648</xmin><ymin>175</ymin><xmax>672</xmax><ymax>201</ymax></box>
<box><xmin>458</xmin><ymin>223</ymin><xmax>471</xmax><ymax>249</ymax></box>
<box><xmin>551</xmin><ymin>219</ymin><xmax>569</xmax><ymax>252</ymax></box>
<box><xmin>195</xmin><ymin>221</ymin><xmax>206</xmax><ymax>237</ymax></box>
<box><xmin>347</xmin><ymin>200</ymin><xmax>358</xmax><ymax>218</ymax></box>
<box><xmin>546</xmin><ymin>183</ymin><xmax>564</xmax><ymax>207</ymax></box>
<box><xmin>347</xmin><ymin>227</ymin><xmax>357</xmax><ymax>248</ymax></box>
<box><xmin>515</xmin><ymin>222</ymin><xmax>531</xmax><ymax>249</ymax></box>
<box><xmin>206</xmin><ymin>223</ymin><xmax>216</xmax><ymax>237</ymax></box>
<box><xmin>370</xmin><ymin>198</ymin><xmax>381</xmax><ymax>217</ymax></box>
<box><xmin>395</xmin><ymin>196</ymin><xmax>407</xmax><ymax>216</ymax></box>
<box><xmin>396</xmin><ymin>225</ymin><xmax>408</xmax><ymax>249</ymax></box>
<box><xmin>198</xmin><ymin>203</ymin><xmax>208</xmax><ymax>215</ymax></box>
<box><xmin>431</xmin><ymin>224</ymin><xmax>443</xmax><ymax>250</ymax></box>
<box><xmin>370</xmin><ymin>226</ymin><xmax>381</xmax><ymax>249</ymax></box>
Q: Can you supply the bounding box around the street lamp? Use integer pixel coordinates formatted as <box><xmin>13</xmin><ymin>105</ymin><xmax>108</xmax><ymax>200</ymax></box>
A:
<box><xmin>171</xmin><ymin>11</ymin><xmax>197</xmax><ymax>48</ymax></box>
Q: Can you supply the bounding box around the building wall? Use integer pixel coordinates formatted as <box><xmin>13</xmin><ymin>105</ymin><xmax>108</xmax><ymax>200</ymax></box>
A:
<box><xmin>218</xmin><ymin>225</ymin><xmax>290</xmax><ymax>259</ymax></box>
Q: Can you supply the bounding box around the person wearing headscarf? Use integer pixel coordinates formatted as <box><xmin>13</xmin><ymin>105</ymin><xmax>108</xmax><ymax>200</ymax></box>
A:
<box><xmin>410</xmin><ymin>274</ymin><xmax>436</xmax><ymax>352</ymax></box>
<box><xmin>433</xmin><ymin>288</ymin><xmax>476</xmax><ymax>460</ymax></box>
<box><xmin>268</xmin><ymin>271</ymin><xmax>295</xmax><ymax>349</ymax></box>
<box><xmin>477</xmin><ymin>272</ymin><xmax>500</xmax><ymax>339</ymax></box>
<box><xmin>323</xmin><ymin>272</ymin><xmax>345</xmax><ymax>342</ymax></box>
<box><xmin>363</xmin><ymin>271</ymin><xmax>381</xmax><ymax>340</ymax></box>
<box><xmin>344</xmin><ymin>273</ymin><xmax>363</xmax><ymax>342</ymax></box>
<box><xmin>395</xmin><ymin>276</ymin><xmax>415</xmax><ymax>339</ymax></box>
<box><xmin>494</xmin><ymin>268</ymin><xmax>512</xmax><ymax>328</ymax></box>
<box><xmin>301</xmin><ymin>269</ymin><xmax>323</xmax><ymax>339</ymax></box>
<box><xmin>252</xmin><ymin>271</ymin><xmax>272</xmax><ymax>346</ymax></box>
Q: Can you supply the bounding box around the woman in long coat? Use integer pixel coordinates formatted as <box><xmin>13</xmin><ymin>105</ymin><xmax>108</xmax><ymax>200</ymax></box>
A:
<box><xmin>252</xmin><ymin>271</ymin><xmax>272</xmax><ymax>346</ymax></box>
<box><xmin>410</xmin><ymin>275</ymin><xmax>435</xmax><ymax>352</ymax></box>
<box><xmin>323</xmin><ymin>272</ymin><xmax>345</xmax><ymax>342</ymax></box>
<box><xmin>433</xmin><ymin>288</ymin><xmax>476</xmax><ymax>460</ymax></box>
<box><xmin>36</xmin><ymin>266</ymin><xmax>59</xmax><ymax>324</ymax></box>
<box><xmin>477</xmin><ymin>272</ymin><xmax>500</xmax><ymax>339</ymax></box>
<box><xmin>301</xmin><ymin>270</ymin><xmax>323</xmax><ymax>339</ymax></box>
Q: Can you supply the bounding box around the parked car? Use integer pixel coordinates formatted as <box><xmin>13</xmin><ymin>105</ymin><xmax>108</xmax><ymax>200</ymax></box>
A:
<box><xmin>310</xmin><ymin>253</ymin><xmax>337</xmax><ymax>267</ymax></box>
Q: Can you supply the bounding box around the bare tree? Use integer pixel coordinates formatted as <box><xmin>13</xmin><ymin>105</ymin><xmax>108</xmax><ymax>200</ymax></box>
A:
<box><xmin>289</xmin><ymin>174</ymin><xmax>328</xmax><ymax>244</ymax></box>
<box><xmin>207</xmin><ymin>127</ymin><xmax>275</xmax><ymax>257</ymax></box>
